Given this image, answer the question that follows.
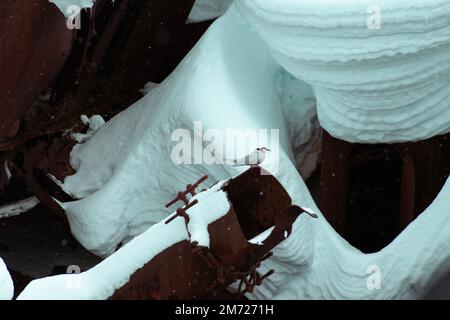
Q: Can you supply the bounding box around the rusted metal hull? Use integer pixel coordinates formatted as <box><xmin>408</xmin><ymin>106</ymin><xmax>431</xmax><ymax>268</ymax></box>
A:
<box><xmin>0</xmin><ymin>0</ymin><xmax>74</xmax><ymax>140</ymax></box>
<box><xmin>319</xmin><ymin>130</ymin><xmax>450</xmax><ymax>251</ymax></box>
<box><xmin>0</xmin><ymin>0</ymin><xmax>204</xmax><ymax>151</ymax></box>
<box><xmin>111</xmin><ymin>167</ymin><xmax>310</xmax><ymax>300</ymax></box>
<box><xmin>0</xmin><ymin>0</ymin><xmax>210</xmax><ymax>225</ymax></box>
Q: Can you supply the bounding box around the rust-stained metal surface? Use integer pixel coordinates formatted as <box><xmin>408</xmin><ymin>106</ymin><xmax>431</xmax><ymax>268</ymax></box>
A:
<box><xmin>0</xmin><ymin>0</ymin><xmax>204</xmax><ymax>152</ymax></box>
<box><xmin>0</xmin><ymin>0</ymin><xmax>210</xmax><ymax>224</ymax></box>
<box><xmin>110</xmin><ymin>167</ymin><xmax>313</xmax><ymax>300</ymax></box>
<box><xmin>0</xmin><ymin>1</ymin><xmax>214</xmax><ymax>295</ymax></box>
<box><xmin>0</xmin><ymin>0</ymin><xmax>74</xmax><ymax>140</ymax></box>
<box><xmin>319</xmin><ymin>130</ymin><xmax>450</xmax><ymax>252</ymax></box>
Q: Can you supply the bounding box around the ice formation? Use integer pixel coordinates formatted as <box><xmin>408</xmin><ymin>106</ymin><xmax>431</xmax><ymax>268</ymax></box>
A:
<box><xmin>20</xmin><ymin>2</ymin><xmax>450</xmax><ymax>299</ymax></box>
<box><xmin>0</xmin><ymin>258</ymin><xmax>13</xmax><ymax>300</ymax></box>
<box><xmin>0</xmin><ymin>197</ymin><xmax>40</xmax><ymax>219</ymax></box>
<box><xmin>237</xmin><ymin>0</ymin><xmax>450</xmax><ymax>143</ymax></box>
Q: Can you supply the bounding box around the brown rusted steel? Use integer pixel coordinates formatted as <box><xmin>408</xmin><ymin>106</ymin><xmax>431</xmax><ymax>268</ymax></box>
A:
<box><xmin>110</xmin><ymin>240</ymin><xmax>218</xmax><ymax>300</ymax></box>
<box><xmin>0</xmin><ymin>0</ymin><xmax>212</xmax><ymax>233</ymax></box>
<box><xmin>165</xmin><ymin>199</ymin><xmax>199</xmax><ymax>225</ymax></box>
<box><xmin>319</xmin><ymin>130</ymin><xmax>450</xmax><ymax>250</ymax></box>
<box><xmin>165</xmin><ymin>175</ymin><xmax>209</xmax><ymax>208</ymax></box>
<box><xmin>110</xmin><ymin>166</ymin><xmax>314</xmax><ymax>300</ymax></box>
<box><xmin>221</xmin><ymin>166</ymin><xmax>294</xmax><ymax>239</ymax></box>
<box><xmin>21</xmin><ymin>141</ymin><xmax>70</xmax><ymax>228</ymax></box>
<box><xmin>0</xmin><ymin>0</ymin><xmax>204</xmax><ymax>153</ymax></box>
<box><xmin>318</xmin><ymin>131</ymin><xmax>352</xmax><ymax>235</ymax></box>
<box><xmin>0</xmin><ymin>0</ymin><xmax>74</xmax><ymax>140</ymax></box>
<box><xmin>0</xmin><ymin>0</ymin><xmax>208</xmax><ymax>153</ymax></box>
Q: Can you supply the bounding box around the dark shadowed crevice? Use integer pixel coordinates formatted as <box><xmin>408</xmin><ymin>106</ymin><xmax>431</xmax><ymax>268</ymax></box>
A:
<box><xmin>345</xmin><ymin>146</ymin><xmax>402</xmax><ymax>253</ymax></box>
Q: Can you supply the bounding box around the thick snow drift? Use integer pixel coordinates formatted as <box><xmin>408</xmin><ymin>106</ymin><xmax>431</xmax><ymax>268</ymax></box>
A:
<box><xmin>24</xmin><ymin>4</ymin><xmax>450</xmax><ymax>300</ymax></box>
<box><xmin>237</xmin><ymin>0</ymin><xmax>450</xmax><ymax>143</ymax></box>
<box><xmin>18</xmin><ymin>181</ymin><xmax>232</xmax><ymax>300</ymax></box>
<box><xmin>61</xmin><ymin>6</ymin><xmax>292</xmax><ymax>257</ymax></box>
<box><xmin>0</xmin><ymin>258</ymin><xmax>13</xmax><ymax>300</ymax></box>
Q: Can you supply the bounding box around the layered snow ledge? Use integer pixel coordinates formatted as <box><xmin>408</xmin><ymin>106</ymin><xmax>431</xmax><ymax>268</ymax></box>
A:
<box><xmin>237</xmin><ymin>0</ymin><xmax>450</xmax><ymax>143</ymax></box>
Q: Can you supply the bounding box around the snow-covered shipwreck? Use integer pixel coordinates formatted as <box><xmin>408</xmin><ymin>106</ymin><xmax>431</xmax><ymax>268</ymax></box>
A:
<box><xmin>1</xmin><ymin>0</ymin><xmax>450</xmax><ymax>300</ymax></box>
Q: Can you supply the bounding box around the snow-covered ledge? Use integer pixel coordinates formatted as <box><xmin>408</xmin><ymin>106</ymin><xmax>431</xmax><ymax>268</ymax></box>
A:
<box><xmin>0</xmin><ymin>258</ymin><xmax>13</xmax><ymax>300</ymax></box>
<box><xmin>237</xmin><ymin>0</ymin><xmax>450</xmax><ymax>143</ymax></box>
<box><xmin>44</xmin><ymin>4</ymin><xmax>450</xmax><ymax>299</ymax></box>
<box><xmin>18</xmin><ymin>181</ymin><xmax>230</xmax><ymax>300</ymax></box>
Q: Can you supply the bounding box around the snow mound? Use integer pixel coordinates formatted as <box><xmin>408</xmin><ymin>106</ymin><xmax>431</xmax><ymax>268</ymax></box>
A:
<box><xmin>62</xmin><ymin>6</ymin><xmax>295</xmax><ymax>257</ymax></box>
<box><xmin>0</xmin><ymin>258</ymin><xmax>13</xmax><ymax>300</ymax></box>
<box><xmin>237</xmin><ymin>0</ymin><xmax>450</xmax><ymax>143</ymax></box>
